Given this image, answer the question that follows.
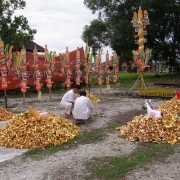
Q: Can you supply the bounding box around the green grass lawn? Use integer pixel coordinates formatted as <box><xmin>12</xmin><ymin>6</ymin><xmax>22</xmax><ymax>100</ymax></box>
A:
<box><xmin>89</xmin><ymin>72</ymin><xmax>179</xmax><ymax>90</ymax></box>
<box><xmin>85</xmin><ymin>142</ymin><xmax>179</xmax><ymax>180</ymax></box>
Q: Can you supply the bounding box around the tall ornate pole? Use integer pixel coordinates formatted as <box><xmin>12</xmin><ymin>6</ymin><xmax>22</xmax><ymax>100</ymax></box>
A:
<box><xmin>96</xmin><ymin>50</ymin><xmax>104</xmax><ymax>94</ymax></box>
<box><xmin>84</xmin><ymin>43</ymin><xmax>91</xmax><ymax>97</ymax></box>
<box><xmin>105</xmin><ymin>50</ymin><xmax>111</xmax><ymax>90</ymax></box>
<box><xmin>64</xmin><ymin>47</ymin><xmax>72</xmax><ymax>89</ymax></box>
<box><xmin>0</xmin><ymin>38</ymin><xmax>13</xmax><ymax>107</ymax></box>
<box><xmin>44</xmin><ymin>45</ymin><xmax>56</xmax><ymax>100</ymax></box>
<box><xmin>33</xmin><ymin>45</ymin><xmax>42</xmax><ymax>101</ymax></box>
<box><xmin>113</xmin><ymin>50</ymin><xmax>119</xmax><ymax>85</ymax></box>
<box><xmin>75</xmin><ymin>47</ymin><xmax>82</xmax><ymax>86</ymax></box>
<box><xmin>59</xmin><ymin>52</ymin><xmax>65</xmax><ymax>77</ymax></box>
<box><xmin>19</xmin><ymin>45</ymin><xmax>29</xmax><ymax>104</ymax></box>
<box><xmin>130</xmin><ymin>7</ymin><xmax>152</xmax><ymax>91</ymax></box>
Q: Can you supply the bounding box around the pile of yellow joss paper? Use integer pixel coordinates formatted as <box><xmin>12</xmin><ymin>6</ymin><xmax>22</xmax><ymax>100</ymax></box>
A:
<box><xmin>0</xmin><ymin>91</ymin><xmax>100</xmax><ymax>149</ymax></box>
<box><xmin>117</xmin><ymin>96</ymin><xmax>180</xmax><ymax>145</ymax></box>
<box><xmin>0</xmin><ymin>107</ymin><xmax>81</xmax><ymax>149</ymax></box>
<box><xmin>88</xmin><ymin>94</ymin><xmax>101</xmax><ymax>103</ymax></box>
<box><xmin>0</xmin><ymin>107</ymin><xmax>14</xmax><ymax>121</ymax></box>
<box><xmin>83</xmin><ymin>91</ymin><xmax>101</xmax><ymax>103</ymax></box>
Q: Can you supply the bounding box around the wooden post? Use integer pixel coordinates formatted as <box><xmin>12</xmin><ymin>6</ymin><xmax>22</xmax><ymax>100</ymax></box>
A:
<box><xmin>85</xmin><ymin>46</ymin><xmax>91</xmax><ymax>99</ymax></box>
<box><xmin>129</xmin><ymin>72</ymin><xmax>147</xmax><ymax>92</ymax></box>
<box><xmin>88</xmin><ymin>84</ymin><xmax>90</xmax><ymax>99</ymax></box>
<box><xmin>23</xmin><ymin>93</ymin><xmax>25</xmax><ymax>105</ymax></box>
<box><xmin>49</xmin><ymin>88</ymin><xmax>52</xmax><ymax>101</ymax></box>
<box><xmin>38</xmin><ymin>91</ymin><xmax>42</xmax><ymax>101</ymax></box>
<box><xmin>4</xmin><ymin>90</ymin><xmax>7</xmax><ymax>108</ymax></box>
<box><xmin>107</xmin><ymin>84</ymin><xmax>110</xmax><ymax>90</ymax></box>
<box><xmin>87</xmin><ymin>69</ymin><xmax>91</xmax><ymax>99</ymax></box>
<box><xmin>100</xmin><ymin>85</ymin><xmax>102</xmax><ymax>100</ymax></box>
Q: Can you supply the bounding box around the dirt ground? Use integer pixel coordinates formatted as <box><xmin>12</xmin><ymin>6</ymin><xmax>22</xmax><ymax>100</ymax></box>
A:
<box><xmin>0</xmin><ymin>88</ymin><xmax>179</xmax><ymax>180</ymax></box>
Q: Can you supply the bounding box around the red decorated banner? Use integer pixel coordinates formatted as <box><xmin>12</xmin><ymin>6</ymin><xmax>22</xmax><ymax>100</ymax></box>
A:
<box><xmin>0</xmin><ymin>47</ymin><xmax>85</xmax><ymax>90</ymax></box>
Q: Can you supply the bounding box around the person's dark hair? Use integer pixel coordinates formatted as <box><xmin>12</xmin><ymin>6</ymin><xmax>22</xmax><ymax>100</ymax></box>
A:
<box><xmin>73</xmin><ymin>84</ymin><xmax>81</xmax><ymax>90</ymax></box>
<box><xmin>79</xmin><ymin>90</ymin><xmax>86</xmax><ymax>96</ymax></box>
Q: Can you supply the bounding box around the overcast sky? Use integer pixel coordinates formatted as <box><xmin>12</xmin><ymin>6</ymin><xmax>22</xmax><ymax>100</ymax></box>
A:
<box><xmin>14</xmin><ymin>0</ymin><xmax>113</xmax><ymax>58</ymax></box>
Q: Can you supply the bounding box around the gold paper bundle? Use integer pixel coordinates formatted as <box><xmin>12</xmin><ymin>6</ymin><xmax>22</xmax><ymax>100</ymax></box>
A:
<box><xmin>117</xmin><ymin>96</ymin><xmax>180</xmax><ymax>145</ymax></box>
<box><xmin>0</xmin><ymin>108</ymin><xmax>81</xmax><ymax>149</ymax></box>
<box><xmin>86</xmin><ymin>91</ymin><xmax>101</xmax><ymax>103</ymax></box>
<box><xmin>0</xmin><ymin>107</ymin><xmax>14</xmax><ymax>121</ymax></box>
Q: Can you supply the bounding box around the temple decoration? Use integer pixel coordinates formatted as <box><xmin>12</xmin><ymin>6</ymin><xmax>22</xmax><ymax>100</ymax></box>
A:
<box><xmin>75</xmin><ymin>47</ymin><xmax>82</xmax><ymax>86</ymax></box>
<box><xmin>13</xmin><ymin>46</ymin><xmax>29</xmax><ymax>94</ymax></box>
<box><xmin>113</xmin><ymin>51</ymin><xmax>119</xmax><ymax>84</ymax></box>
<box><xmin>130</xmin><ymin>7</ymin><xmax>152</xmax><ymax>91</ymax></box>
<box><xmin>0</xmin><ymin>39</ymin><xmax>13</xmax><ymax>90</ymax></box>
<box><xmin>59</xmin><ymin>52</ymin><xmax>65</xmax><ymax>77</ymax></box>
<box><xmin>96</xmin><ymin>50</ymin><xmax>104</xmax><ymax>87</ymax></box>
<box><xmin>132</xmin><ymin>7</ymin><xmax>152</xmax><ymax>72</ymax></box>
<box><xmin>64</xmin><ymin>47</ymin><xmax>72</xmax><ymax>89</ymax></box>
<box><xmin>20</xmin><ymin>48</ymin><xmax>29</xmax><ymax>94</ymax></box>
<box><xmin>105</xmin><ymin>51</ymin><xmax>111</xmax><ymax>86</ymax></box>
<box><xmin>84</xmin><ymin>43</ymin><xmax>91</xmax><ymax>86</ymax></box>
<box><xmin>44</xmin><ymin>45</ymin><xmax>56</xmax><ymax>90</ymax></box>
<box><xmin>33</xmin><ymin>45</ymin><xmax>42</xmax><ymax>91</ymax></box>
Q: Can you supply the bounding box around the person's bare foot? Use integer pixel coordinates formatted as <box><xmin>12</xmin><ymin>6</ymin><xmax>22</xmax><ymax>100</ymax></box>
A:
<box><xmin>65</xmin><ymin>113</ymin><xmax>70</xmax><ymax>119</ymax></box>
<box><xmin>84</xmin><ymin>119</ymin><xmax>88</xmax><ymax>124</ymax></box>
<box><xmin>75</xmin><ymin>119</ymin><xmax>80</xmax><ymax>125</ymax></box>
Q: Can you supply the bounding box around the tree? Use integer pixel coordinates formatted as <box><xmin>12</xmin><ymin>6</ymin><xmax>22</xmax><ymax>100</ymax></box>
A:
<box><xmin>0</xmin><ymin>0</ymin><xmax>37</xmax><ymax>50</ymax></box>
<box><xmin>82</xmin><ymin>0</ymin><xmax>180</xmax><ymax>71</ymax></box>
<box><xmin>82</xmin><ymin>19</ymin><xmax>109</xmax><ymax>55</ymax></box>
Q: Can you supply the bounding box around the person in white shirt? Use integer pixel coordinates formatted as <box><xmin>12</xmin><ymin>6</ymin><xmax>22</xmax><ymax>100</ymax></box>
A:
<box><xmin>60</xmin><ymin>84</ymin><xmax>81</xmax><ymax>118</ymax></box>
<box><xmin>73</xmin><ymin>90</ymin><xmax>94</xmax><ymax>124</ymax></box>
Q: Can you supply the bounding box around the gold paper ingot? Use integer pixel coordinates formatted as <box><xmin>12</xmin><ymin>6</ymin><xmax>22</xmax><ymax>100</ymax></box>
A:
<box><xmin>28</xmin><ymin>106</ymin><xmax>39</xmax><ymax>117</ymax></box>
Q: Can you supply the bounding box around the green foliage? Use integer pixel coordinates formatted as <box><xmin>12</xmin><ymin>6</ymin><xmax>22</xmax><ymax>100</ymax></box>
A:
<box><xmin>82</xmin><ymin>19</ymin><xmax>110</xmax><ymax>54</ymax></box>
<box><xmin>90</xmin><ymin>72</ymin><xmax>98</xmax><ymax>85</ymax></box>
<box><xmin>82</xmin><ymin>0</ymin><xmax>180</xmax><ymax>70</ymax></box>
<box><xmin>0</xmin><ymin>0</ymin><xmax>37</xmax><ymax>50</ymax></box>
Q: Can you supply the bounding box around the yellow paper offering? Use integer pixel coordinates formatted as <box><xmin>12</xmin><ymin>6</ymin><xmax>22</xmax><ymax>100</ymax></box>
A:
<box><xmin>138</xmin><ymin>9</ymin><xmax>143</xmax><ymax>18</ymax></box>
<box><xmin>38</xmin><ymin>91</ymin><xmax>42</xmax><ymax>101</ymax></box>
<box><xmin>107</xmin><ymin>84</ymin><xmax>110</xmax><ymax>90</ymax></box>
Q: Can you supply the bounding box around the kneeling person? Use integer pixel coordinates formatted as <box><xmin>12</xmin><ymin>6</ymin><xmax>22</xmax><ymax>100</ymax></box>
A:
<box><xmin>60</xmin><ymin>84</ymin><xmax>81</xmax><ymax>118</ymax></box>
<box><xmin>73</xmin><ymin>90</ymin><xmax>94</xmax><ymax>124</ymax></box>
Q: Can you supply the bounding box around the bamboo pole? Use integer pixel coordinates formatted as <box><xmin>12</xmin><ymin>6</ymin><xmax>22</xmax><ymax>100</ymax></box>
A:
<box><xmin>49</xmin><ymin>88</ymin><xmax>52</xmax><ymax>101</ymax></box>
<box><xmin>23</xmin><ymin>93</ymin><xmax>25</xmax><ymax>105</ymax></box>
<box><xmin>87</xmin><ymin>55</ymin><xmax>91</xmax><ymax>99</ymax></box>
<box><xmin>129</xmin><ymin>72</ymin><xmax>147</xmax><ymax>92</ymax></box>
<box><xmin>85</xmin><ymin>42</ymin><xmax>91</xmax><ymax>98</ymax></box>
<box><xmin>4</xmin><ymin>90</ymin><xmax>7</xmax><ymax>108</ymax></box>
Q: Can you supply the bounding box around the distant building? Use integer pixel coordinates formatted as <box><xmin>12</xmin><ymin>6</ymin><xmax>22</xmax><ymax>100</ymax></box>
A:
<box><xmin>24</xmin><ymin>41</ymin><xmax>44</xmax><ymax>53</ymax></box>
<box><xmin>121</xmin><ymin>61</ymin><xmax>128</xmax><ymax>72</ymax></box>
